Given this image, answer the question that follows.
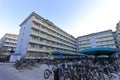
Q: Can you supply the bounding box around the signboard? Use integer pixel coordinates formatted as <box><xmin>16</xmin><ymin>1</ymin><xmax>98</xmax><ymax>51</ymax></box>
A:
<box><xmin>50</xmin><ymin>52</ymin><xmax>52</xmax><ymax>56</ymax></box>
<box><xmin>60</xmin><ymin>54</ymin><xmax>62</xmax><ymax>59</ymax></box>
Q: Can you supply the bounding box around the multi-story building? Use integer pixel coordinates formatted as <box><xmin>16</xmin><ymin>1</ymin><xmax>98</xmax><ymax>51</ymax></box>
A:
<box><xmin>15</xmin><ymin>12</ymin><xmax>76</xmax><ymax>59</ymax></box>
<box><xmin>112</xmin><ymin>31</ymin><xmax>118</xmax><ymax>48</ymax></box>
<box><xmin>116</xmin><ymin>21</ymin><xmax>120</xmax><ymax>56</ymax></box>
<box><xmin>77</xmin><ymin>30</ymin><xmax>116</xmax><ymax>51</ymax></box>
<box><xmin>0</xmin><ymin>33</ymin><xmax>18</xmax><ymax>55</ymax></box>
<box><xmin>0</xmin><ymin>39</ymin><xmax>2</xmax><ymax>52</ymax></box>
<box><xmin>0</xmin><ymin>39</ymin><xmax>2</xmax><ymax>47</ymax></box>
<box><xmin>116</xmin><ymin>21</ymin><xmax>120</xmax><ymax>48</ymax></box>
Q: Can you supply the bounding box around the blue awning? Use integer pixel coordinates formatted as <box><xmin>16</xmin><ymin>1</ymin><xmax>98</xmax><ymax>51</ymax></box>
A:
<box><xmin>80</xmin><ymin>48</ymin><xmax>117</xmax><ymax>56</ymax></box>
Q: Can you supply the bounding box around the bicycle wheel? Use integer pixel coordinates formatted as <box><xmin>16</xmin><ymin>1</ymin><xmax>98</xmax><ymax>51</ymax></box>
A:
<box><xmin>44</xmin><ymin>69</ymin><xmax>51</xmax><ymax>79</ymax></box>
<box><xmin>88</xmin><ymin>73</ymin><xmax>94</xmax><ymax>80</ymax></box>
<box><xmin>64</xmin><ymin>72</ymin><xmax>71</xmax><ymax>80</ymax></box>
<box><xmin>99</xmin><ymin>72</ymin><xmax>105</xmax><ymax>80</ymax></box>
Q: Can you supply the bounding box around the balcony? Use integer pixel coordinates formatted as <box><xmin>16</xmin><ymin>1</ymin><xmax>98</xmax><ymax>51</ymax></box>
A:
<box><xmin>95</xmin><ymin>34</ymin><xmax>113</xmax><ymax>39</ymax></box>
<box><xmin>96</xmin><ymin>38</ymin><xmax>114</xmax><ymax>42</ymax></box>
<box><xmin>30</xmin><ymin>31</ymin><xmax>76</xmax><ymax>48</ymax></box>
<box><xmin>5</xmin><ymin>40</ymin><xmax>17</xmax><ymax>44</ymax></box>
<box><xmin>41</xmin><ymin>27</ymin><xmax>74</xmax><ymax>45</ymax></box>
<box><xmin>3</xmin><ymin>44</ymin><xmax>16</xmax><ymax>47</ymax></box>
<box><xmin>29</xmin><ymin>39</ymin><xmax>76</xmax><ymax>52</ymax></box>
<box><xmin>32</xmin><ymin>20</ymin><xmax>75</xmax><ymax>45</ymax></box>
<box><xmin>27</xmin><ymin>48</ymin><xmax>50</xmax><ymax>53</ymax></box>
<box><xmin>97</xmin><ymin>42</ymin><xmax>115</xmax><ymax>46</ymax></box>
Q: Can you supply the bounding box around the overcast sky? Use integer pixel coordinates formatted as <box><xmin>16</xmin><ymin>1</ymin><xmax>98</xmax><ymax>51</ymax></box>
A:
<box><xmin>0</xmin><ymin>0</ymin><xmax>120</xmax><ymax>38</ymax></box>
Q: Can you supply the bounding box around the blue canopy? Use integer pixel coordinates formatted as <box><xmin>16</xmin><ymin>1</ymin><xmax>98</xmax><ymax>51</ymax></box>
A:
<box><xmin>80</xmin><ymin>48</ymin><xmax>117</xmax><ymax>56</ymax></box>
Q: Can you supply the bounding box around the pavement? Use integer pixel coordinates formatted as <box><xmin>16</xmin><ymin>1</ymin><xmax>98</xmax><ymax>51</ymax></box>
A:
<box><xmin>0</xmin><ymin>63</ymin><xmax>21</xmax><ymax>80</ymax></box>
<box><xmin>0</xmin><ymin>67</ymin><xmax>21</xmax><ymax>80</ymax></box>
<box><xmin>0</xmin><ymin>63</ymin><xmax>54</xmax><ymax>80</ymax></box>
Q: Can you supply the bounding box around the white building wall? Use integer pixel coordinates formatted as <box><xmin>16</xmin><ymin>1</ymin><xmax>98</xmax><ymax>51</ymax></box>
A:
<box><xmin>77</xmin><ymin>30</ymin><xmax>116</xmax><ymax>51</ymax></box>
<box><xmin>15</xmin><ymin>12</ymin><xmax>77</xmax><ymax>60</ymax></box>
<box><xmin>9</xmin><ymin>55</ymin><xmax>21</xmax><ymax>62</ymax></box>
<box><xmin>90</xmin><ymin>37</ymin><xmax>97</xmax><ymax>48</ymax></box>
<box><xmin>0</xmin><ymin>33</ymin><xmax>18</xmax><ymax>54</ymax></box>
<box><xmin>15</xmin><ymin>17</ymin><xmax>33</xmax><ymax>56</ymax></box>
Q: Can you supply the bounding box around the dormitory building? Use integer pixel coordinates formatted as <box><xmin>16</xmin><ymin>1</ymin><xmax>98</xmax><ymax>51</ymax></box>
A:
<box><xmin>12</xmin><ymin>12</ymin><xmax>119</xmax><ymax>61</ymax></box>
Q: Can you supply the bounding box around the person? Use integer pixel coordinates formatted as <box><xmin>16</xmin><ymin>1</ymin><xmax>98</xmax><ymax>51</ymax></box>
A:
<box><xmin>53</xmin><ymin>65</ymin><xmax>59</xmax><ymax>80</ymax></box>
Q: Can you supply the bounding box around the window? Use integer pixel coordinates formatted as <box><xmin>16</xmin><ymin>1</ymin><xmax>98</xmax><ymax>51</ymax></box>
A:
<box><xmin>40</xmin><ymin>38</ymin><xmax>43</xmax><ymax>42</ymax></box>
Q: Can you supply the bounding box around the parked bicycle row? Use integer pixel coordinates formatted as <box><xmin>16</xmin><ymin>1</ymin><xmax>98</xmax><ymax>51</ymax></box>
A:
<box><xmin>13</xmin><ymin>56</ymin><xmax>120</xmax><ymax>80</ymax></box>
<box><xmin>14</xmin><ymin>59</ymin><xmax>40</xmax><ymax>72</ymax></box>
<box><xmin>44</xmin><ymin>58</ymin><xmax>120</xmax><ymax>80</ymax></box>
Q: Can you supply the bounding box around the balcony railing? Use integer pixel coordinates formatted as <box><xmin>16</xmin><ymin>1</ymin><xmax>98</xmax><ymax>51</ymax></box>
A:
<box><xmin>30</xmin><ymin>31</ymin><xmax>76</xmax><ymax>48</ymax></box>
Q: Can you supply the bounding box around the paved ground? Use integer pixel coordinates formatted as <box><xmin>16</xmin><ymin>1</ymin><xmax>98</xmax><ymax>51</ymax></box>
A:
<box><xmin>0</xmin><ymin>63</ymin><xmax>54</xmax><ymax>80</ymax></box>
<box><xmin>0</xmin><ymin>67</ymin><xmax>21</xmax><ymax>80</ymax></box>
<box><xmin>0</xmin><ymin>63</ymin><xmax>21</xmax><ymax>80</ymax></box>
<box><xmin>0</xmin><ymin>63</ymin><xmax>120</xmax><ymax>80</ymax></box>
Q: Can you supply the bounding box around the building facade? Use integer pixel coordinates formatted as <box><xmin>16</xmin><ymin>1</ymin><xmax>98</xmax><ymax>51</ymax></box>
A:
<box><xmin>0</xmin><ymin>33</ymin><xmax>18</xmax><ymax>55</ymax></box>
<box><xmin>116</xmin><ymin>21</ymin><xmax>120</xmax><ymax>48</ymax></box>
<box><xmin>77</xmin><ymin>30</ymin><xmax>116</xmax><ymax>51</ymax></box>
<box><xmin>116</xmin><ymin>21</ymin><xmax>120</xmax><ymax>56</ymax></box>
<box><xmin>15</xmin><ymin>12</ymin><xmax>77</xmax><ymax>59</ymax></box>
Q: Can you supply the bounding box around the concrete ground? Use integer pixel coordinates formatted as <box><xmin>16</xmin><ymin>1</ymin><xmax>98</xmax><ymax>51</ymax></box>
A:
<box><xmin>0</xmin><ymin>63</ymin><xmax>54</xmax><ymax>80</ymax></box>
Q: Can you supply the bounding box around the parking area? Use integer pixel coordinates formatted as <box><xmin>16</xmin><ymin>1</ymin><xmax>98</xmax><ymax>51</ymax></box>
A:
<box><xmin>1</xmin><ymin>60</ymin><xmax>120</xmax><ymax>80</ymax></box>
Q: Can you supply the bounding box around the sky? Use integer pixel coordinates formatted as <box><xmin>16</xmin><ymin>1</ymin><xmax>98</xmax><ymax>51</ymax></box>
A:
<box><xmin>0</xmin><ymin>0</ymin><xmax>120</xmax><ymax>38</ymax></box>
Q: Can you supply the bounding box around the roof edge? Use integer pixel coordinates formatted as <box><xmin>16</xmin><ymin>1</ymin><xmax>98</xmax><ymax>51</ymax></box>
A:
<box><xmin>19</xmin><ymin>12</ymin><xmax>35</xmax><ymax>26</ymax></box>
